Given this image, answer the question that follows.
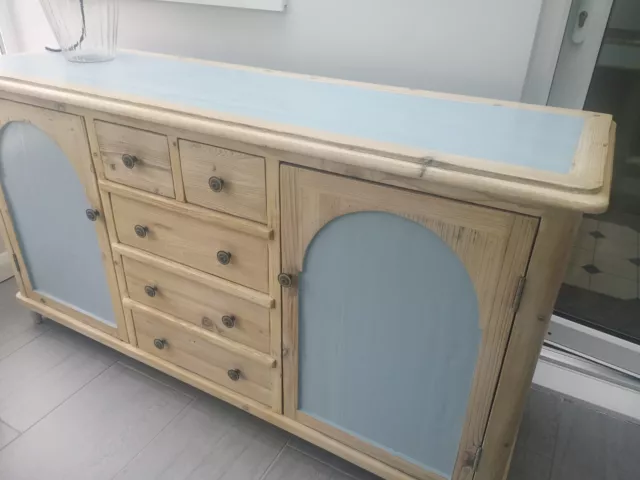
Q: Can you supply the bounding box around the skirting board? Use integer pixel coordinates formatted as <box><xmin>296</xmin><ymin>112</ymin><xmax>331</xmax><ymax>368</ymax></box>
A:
<box><xmin>0</xmin><ymin>251</ymin><xmax>14</xmax><ymax>283</ymax></box>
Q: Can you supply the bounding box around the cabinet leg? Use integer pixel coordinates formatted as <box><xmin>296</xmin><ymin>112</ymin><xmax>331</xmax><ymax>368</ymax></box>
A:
<box><xmin>30</xmin><ymin>311</ymin><xmax>44</xmax><ymax>324</ymax></box>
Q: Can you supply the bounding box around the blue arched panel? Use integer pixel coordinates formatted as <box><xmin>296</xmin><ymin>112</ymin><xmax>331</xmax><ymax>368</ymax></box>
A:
<box><xmin>0</xmin><ymin>122</ymin><xmax>115</xmax><ymax>326</ymax></box>
<box><xmin>298</xmin><ymin>212</ymin><xmax>481</xmax><ymax>479</ymax></box>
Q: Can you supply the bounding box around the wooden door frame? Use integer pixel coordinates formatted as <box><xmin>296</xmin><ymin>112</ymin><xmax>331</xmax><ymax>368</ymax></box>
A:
<box><xmin>0</xmin><ymin>99</ymin><xmax>128</xmax><ymax>341</ymax></box>
<box><xmin>280</xmin><ymin>165</ymin><xmax>540</xmax><ymax>480</ymax></box>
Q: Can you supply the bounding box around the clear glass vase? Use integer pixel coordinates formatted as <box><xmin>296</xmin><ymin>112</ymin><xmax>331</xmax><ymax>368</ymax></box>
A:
<box><xmin>39</xmin><ymin>0</ymin><xmax>119</xmax><ymax>63</ymax></box>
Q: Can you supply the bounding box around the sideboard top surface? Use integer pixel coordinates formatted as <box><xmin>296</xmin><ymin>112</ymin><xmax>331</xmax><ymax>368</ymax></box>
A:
<box><xmin>0</xmin><ymin>51</ymin><xmax>613</xmax><ymax>213</ymax></box>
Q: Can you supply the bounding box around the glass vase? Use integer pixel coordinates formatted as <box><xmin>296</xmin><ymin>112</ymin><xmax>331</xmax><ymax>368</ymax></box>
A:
<box><xmin>39</xmin><ymin>0</ymin><xmax>119</xmax><ymax>63</ymax></box>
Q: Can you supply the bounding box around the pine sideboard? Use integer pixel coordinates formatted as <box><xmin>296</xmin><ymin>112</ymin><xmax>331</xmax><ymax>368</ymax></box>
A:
<box><xmin>0</xmin><ymin>51</ymin><xmax>613</xmax><ymax>480</ymax></box>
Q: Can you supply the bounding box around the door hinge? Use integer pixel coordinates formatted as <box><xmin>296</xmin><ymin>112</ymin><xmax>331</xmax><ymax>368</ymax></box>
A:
<box><xmin>512</xmin><ymin>275</ymin><xmax>526</xmax><ymax>313</ymax></box>
<box><xmin>472</xmin><ymin>446</ymin><xmax>483</xmax><ymax>473</ymax></box>
<box><xmin>12</xmin><ymin>253</ymin><xmax>20</xmax><ymax>273</ymax></box>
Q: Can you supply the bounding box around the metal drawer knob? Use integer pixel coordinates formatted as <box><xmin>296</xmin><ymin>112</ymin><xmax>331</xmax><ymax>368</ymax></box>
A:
<box><xmin>217</xmin><ymin>251</ymin><xmax>232</xmax><ymax>265</ymax></box>
<box><xmin>208</xmin><ymin>176</ymin><xmax>224</xmax><ymax>193</ymax></box>
<box><xmin>122</xmin><ymin>154</ymin><xmax>139</xmax><ymax>169</ymax></box>
<box><xmin>227</xmin><ymin>369</ymin><xmax>241</xmax><ymax>381</ymax></box>
<box><xmin>278</xmin><ymin>273</ymin><xmax>293</xmax><ymax>288</ymax></box>
<box><xmin>134</xmin><ymin>225</ymin><xmax>149</xmax><ymax>238</ymax></box>
<box><xmin>85</xmin><ymin>209</ymin><xmax>100</xmax><ymax>222</ymax></box>
<box><xmin>221</xmin><ymin>315</ymin><xmax>236</xmax><ymax>329</ymax></box>
<box><xmin>153</xmin><ymin>338</ymin><xmax>167</xmax><ymax>350</ymax></box>
<box><xmin>144</xmin><ymin>285</ymin><xmax>157</xmax><ymax>297</ymax></box>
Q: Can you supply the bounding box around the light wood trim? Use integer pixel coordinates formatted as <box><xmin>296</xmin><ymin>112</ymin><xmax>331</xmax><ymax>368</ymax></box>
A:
<box><xmin>0</xmin><ymin>81</ymin><xmax>612</xmax><ymax>213</ymax></box>
<box><xmin>99</xmin><ymin>178</ymin><xmax>273</xmax><ymax>239</ymax></box>
<box><xmin>475</xmin><ymin>209</ymin><xmax>583</xmax><ymax>480</ymax></box>
<box><xmin>124</xmin><ymin>298</ymin><xmax>277</xmax><ymax>369</ymax></box>
<box><xmin>265</xmin><ymin>157</ymin><xmax>283</xmax><ymax>413</ymax></box>
<box><xmin>112</xmin><ymin>243</ymin><xmax>274</xmax><ymax>309</ymax></box>
<box><xmin>296</xmin><ymin>412</ymin><xmax>446</xmax><ymax>480</ymax></box>
<box><xmin>17</xmin><ymin>293</ymin><xmax>416</xmax><ymax>480</ymax></box>
<box><xmin>168</xmin><ymin>135</ymin><xmax>186</xmax><ymax>202</ymax></box>
<box><xmin>0</xmin><ymin>186</ymin><xmax>29</xmax><ymax>296</ymax></box>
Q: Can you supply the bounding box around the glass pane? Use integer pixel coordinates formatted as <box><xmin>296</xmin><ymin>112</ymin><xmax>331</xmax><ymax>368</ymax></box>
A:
<box><xmin>298</xmin><ymin>211</ymin><xmax>480</xmax><ymax>479</ymax></box>
<box><xmin>0</xmin><ymin>122</ymin><xmax>115</xmax><ymax>326</ymax></box>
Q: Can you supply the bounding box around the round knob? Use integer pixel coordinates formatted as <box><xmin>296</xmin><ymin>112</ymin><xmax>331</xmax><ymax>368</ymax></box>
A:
<box><xmin>144</xmin><ymin>285</ymin><xmax>157</xmax><ymax>297</ymax></box>
<box><xmin>153</xmin><ymin>338</ymin><xmax>167</xmax><ymax>350</ymax></box>
<box><xmin>278</xmin><ymin>273</ymin><xmax>293</xmax><ymax>288</ymax></box>
<box><xmin>85</xmin><ymin>209</ymin><xmax>100</xmax><ymax>222</ymax></box>
<box><xmin>227</xmin><ymin>369</ymin><xmax>241</xmax><ymax>381</ymax></box>
<box><xmin>208</xmin><ymin>176</ymin><xmax>224</xmax><ymax>193</ymax></box>
<box><xmin>201</xmin><ymin>317</ymin><xmax>214</xmax><ymax>329</ymax></box>
<box><xmin>134</xmin><ymin>225</ymin><xmax>148</xmax><ymax>238</ymax></box>
<box><xmin>122</xmin><ymin>154</ymin><xmax>139</xmax><ymax>169</ymax></box>
<box><xmin>217</xmin><ymin>251</ymin><xmax>232</xmax><ymax>265</ymax></box>
<box><xmin>221</xmin><ymin>315</ymin><xmax>236</xmax><ymax>329</ymax></box>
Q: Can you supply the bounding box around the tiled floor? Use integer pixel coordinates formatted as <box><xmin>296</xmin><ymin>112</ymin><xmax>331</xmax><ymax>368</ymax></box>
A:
<box><xmin>558</xmin><ymin>216</ymin><xmax>640</xmax><ymax>342</ymax></box>
<box><xmin>1</xmin><ymin>278</ymin><xmax>639</xmax><ymax>480</ymax></box>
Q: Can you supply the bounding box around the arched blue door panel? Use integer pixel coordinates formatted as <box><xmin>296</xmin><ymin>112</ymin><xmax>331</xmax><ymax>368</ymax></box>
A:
<box><xmin>0</xmin><ymin>122</ymin><xmax>116</xmax><ymax>327</ymax></box>
<box><xmin>298</xmin><ymin>212</ymin><xmax>480</xmax><ymax>478</ymax></box>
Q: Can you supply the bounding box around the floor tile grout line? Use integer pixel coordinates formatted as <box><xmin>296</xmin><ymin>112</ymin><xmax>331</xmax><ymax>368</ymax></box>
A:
<box><xmin>286</xmin><ymin>440</ymin><xmax>372</xmax><ymax>480</ymax></box>
<box><xmin>0</xmin><ymin>356</ymin><xmax>118</xmax><ymax>447</ymax></box>
<box><xmin>108</xmin><ymin>395</ymin><xmax>198</xmax><ymax>480</ymax></box>
<box><xmin>0</xmin><ymin>321</ymin><xmax>52</xmax><ymax>365</ymax></box>
<box><xmin>258</xmin><ymin>440</ymin><xmax>289</xmax><ymax>480</ymax></box>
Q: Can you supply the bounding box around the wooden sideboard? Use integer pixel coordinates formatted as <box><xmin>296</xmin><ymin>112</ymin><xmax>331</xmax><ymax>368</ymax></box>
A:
<box><xmin>0</xmin><ymin>51</ymin><xmax>613</xmax><ymax>480</ymax></box>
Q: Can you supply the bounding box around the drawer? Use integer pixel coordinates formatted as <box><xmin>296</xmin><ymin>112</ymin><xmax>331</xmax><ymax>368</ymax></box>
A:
<box><xmin>132</xmin><ymin>309</ymin><xmax>274</xmax><ymax>406</ymax></box>
<box><xmin>111</xmin><ymin>195</ymin><xmax>269</xmax><ymax>292</ymax></box>
<box><xmin>179</xmin><ymin>140</ymin><xmax>266</xmax><ymax>223</ymax></box>
<box><xmin>95</xmin><ymin>121</ymin><xmax>175</xmax><ymax>198</ymax></box>
<box><xmin>123</xmin><ymin>256</ymin><xmax>271</xmax><ymax>352</ymax></box>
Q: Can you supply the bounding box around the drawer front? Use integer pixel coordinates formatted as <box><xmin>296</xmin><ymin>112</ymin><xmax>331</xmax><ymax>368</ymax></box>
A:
<box><xmin>133</xmin><ymin>310</ymin><xmax>273</xmax><ymax>406</ymax></box>
<box><xmin>180</xmin><ymin>140</ymin><xmax>266</xmax><ymax>223</ymax></box>
<box><xmin>123</xmin><ymin>257</ymin><xmax>270</xmax><ymax>352</ymax></box>
<box><xmin>95</xmin><ymin>121</ymin><xmax>175</xmax><ymax>198</ymax></box>
<box><xmin>111</xmin><ymin>195</ymin><xmax>269</xmax><ymax>292</ymax></box>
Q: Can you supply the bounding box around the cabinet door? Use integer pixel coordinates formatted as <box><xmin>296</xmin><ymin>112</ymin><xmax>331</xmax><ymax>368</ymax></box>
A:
<box><xmin>281</xmin><ymin>166</ymin><xmax>538</xmax><ymax>480</ymax></box>
<box><xmin>0</xmin><ymin>99</ymin><xmax>126</xmax><ymax>339</ymax></box>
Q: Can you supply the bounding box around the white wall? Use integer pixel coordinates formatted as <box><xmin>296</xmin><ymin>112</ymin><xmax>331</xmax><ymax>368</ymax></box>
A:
<box><xmin>1</xmin><ymin>0</ymin><xmax>544</xmax><ymax>101</ymax></box>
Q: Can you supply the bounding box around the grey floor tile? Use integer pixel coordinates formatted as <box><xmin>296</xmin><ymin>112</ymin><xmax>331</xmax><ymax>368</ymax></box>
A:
<box><xmin>118</xmin><ymin>355</ymin><xmax>201</xmax><ymax>399</ymax></box>
<box><xmin>0</xmin><ymin>362</ymin><xmax>192</xmax><ymax>480</ymax></box>
<box><xmin>0</xmin><ymin>278</ymin><xmax>50</xmax><ymax>361</ymax></box>
<box><xmin>287</xmin><ymin>437</ymin><xmax>382</xmax><ymax>480</ymax></box>
<box><xmin>262</xmin><ymin>446</ymin><xmax>358</xmax><ymax>480</ymax></box>
<box><xmin>0</xmin><ymin>322</ymin><xmax>120</xmax><ymax>431</ymax></box>
<box><xmin>115</xmin><ymin>393</ymin><xmax>289</xmax><ymax>480</ymax></box>
<box><xmin>548</xmin><ymin>397</ymin><xmax>637</xmax><ymax>480</ymax></box>
<box><xmin>0</xmin><ymin>420</ymin><xmax>18</xmax><ymax>449</ymax></box>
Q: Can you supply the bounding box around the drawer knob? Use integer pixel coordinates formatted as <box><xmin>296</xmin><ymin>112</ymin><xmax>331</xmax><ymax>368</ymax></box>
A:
<box><xmin>227</xmin><ymin>369</ymin><xmax>241</xmax><ymax>381</ymax></box>
<box><xmin>153</xmin><ymin>338</ymin><xmax>167</xmax><ymax>350</ymax></box>
<box><xmin>278</xmin><ymin>273</ymin><xmax>293</xmax><ymax>288</ymax></box>
<box><xmin>208</xmin><ymin>176</ymin><xmax>224</xmax><ymax>193</ymax></box>
<box><xmin>134</xmin><ymin>225</ymin><xmax>149</xmax><ymax>238</ymax></box>
<box><xmin>122</xmin><ymin>154</ymin><xmax>139</xmax><ymax>169</ymax></box>
<box><xmin>217</xmin><ymin>251</ymin><xmax>232</xmax><ymax>265</ymax></box>
<box><xmin>221</xmin><ymin>314</ymin><xmax>236</xmax><ymax>329</ymax></box>
<box><xmin>85</xmin><ymin>209</ymin><xmax>100</xmax><ymax>222</ymax></box>
<box><xmin>144</xmin><ymin>285</ymin><xmax>157</xmax><ymax>297</ymax></box>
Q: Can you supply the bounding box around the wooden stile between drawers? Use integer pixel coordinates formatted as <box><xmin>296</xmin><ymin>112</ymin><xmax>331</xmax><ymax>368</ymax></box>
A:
<box><xmin>95</xmin><ymin>121</ymin><xmax>175</xmax><ymax>198</ymax></box>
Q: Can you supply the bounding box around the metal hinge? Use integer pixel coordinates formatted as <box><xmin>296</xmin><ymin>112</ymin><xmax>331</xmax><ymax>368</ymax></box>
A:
<box><xmin>12</xmin><ymin>253</ymin><xmax>20</xmax><ymax>273</ymax></box>
<box><xmin>512</xmin><ymin>275</ymin><xmax>526</xmax><ymax>313</ymax></box>
<box><xmin>472</xmin><ymin>446</ymin><xmax>483</xmax><ymax>473</ymax></box>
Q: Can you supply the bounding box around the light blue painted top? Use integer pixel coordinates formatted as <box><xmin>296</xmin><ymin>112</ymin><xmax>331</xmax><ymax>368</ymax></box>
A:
<box><xmin>0</xmin><ymin>52</ymin><xmax>584</xmax><ymax>174</ymax></box>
